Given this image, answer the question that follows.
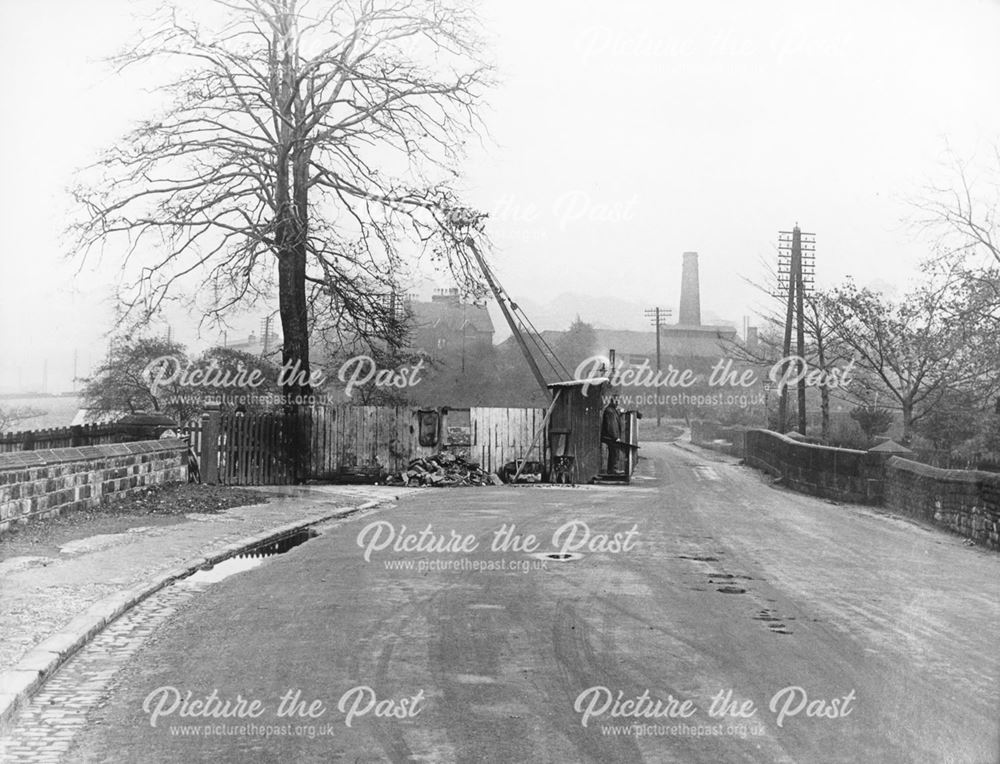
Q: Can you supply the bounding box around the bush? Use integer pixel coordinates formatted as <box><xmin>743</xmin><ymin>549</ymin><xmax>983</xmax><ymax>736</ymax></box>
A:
<box><xmin>827</xmin><ymin>418</ymin><xmax>870</xmax><ymax>450</ymax></box>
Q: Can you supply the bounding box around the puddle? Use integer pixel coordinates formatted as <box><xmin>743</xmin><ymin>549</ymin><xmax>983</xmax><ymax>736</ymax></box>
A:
<box><xmin>715</xmin><ymin>586</ymin><xmax>746</xmax><ymax>594</ymax></box>
<box><xmin>532</xmin><ymin>552</ymin><xmax>583</xmax><ymax>562</ymax></box>
<box><xmin>186</xmin><ymin>529</ymin><xmax>318</xmax><ymax>584</ymax></box>
<box><xmin>678</xmin><ymin>555</ymin><xmax>719</xmax><ymax>562</ymax></box>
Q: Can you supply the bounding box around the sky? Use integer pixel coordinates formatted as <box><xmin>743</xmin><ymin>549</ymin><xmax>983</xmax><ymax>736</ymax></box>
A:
<box><xmin>1</xmin><ymin>0</ymin><xmax>999</xmax><ymax>393</ymax></box>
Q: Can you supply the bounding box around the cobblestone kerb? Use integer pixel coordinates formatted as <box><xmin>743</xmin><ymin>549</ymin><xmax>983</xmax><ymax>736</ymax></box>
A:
<box><xmin>885</xmin><ymin>457</ymin><xmax>1000</xmax><ymax>550</ymax></box>
<box><xmin>0</xmin><ymin>439</ymin><xmax>188</xmax><ymax>534</ymax></box>
<box><xmin>0</xmin><ymin>498</ymin><xmax>382</xmax><ymax>733</ymax></box>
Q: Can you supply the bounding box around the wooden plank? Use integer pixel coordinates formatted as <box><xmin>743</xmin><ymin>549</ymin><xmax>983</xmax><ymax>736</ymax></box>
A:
<box><xmin>245</xmin><ymin>415</ymin><xmax>254</xmax><ymax>485</ymax></box>
<box><xmin>239</xmin><ymin>415</ymin><xmax>248</xmax><ymax>485</ymax></box>
<box><xmin>254</xmin><ymin>415</ymin><xmax>264</xmax><ymax>484</ymax></box>
<box><xmin>241</xmin><ymin>414</ymin><xmax>250</xmax><ymax>485</ymax></box>
<box><xmin>261</xmin><ymin>415</ymin><xmax>270</xmax><ymax>485</ymax></box>
<box><xmin>233</xmin><ymin>414</ymin><xmax>243</xmax><ymax>485</ymax></box>
<box><xmin>314</xmin><ymin>405</ymin><xmax>322</xmax><ymax>479</ymax></box>
<box><xmin>218</xmin><ymin>414</ymin><xmax>227</xmax><ymax>485</ymax></box>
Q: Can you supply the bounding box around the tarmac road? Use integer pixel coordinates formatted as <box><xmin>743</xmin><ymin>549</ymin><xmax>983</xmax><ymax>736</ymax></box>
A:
<box><xmin>66</xmin><ymin>442</ymin><xmax>1000</xmax><ymax>763</ymax></box>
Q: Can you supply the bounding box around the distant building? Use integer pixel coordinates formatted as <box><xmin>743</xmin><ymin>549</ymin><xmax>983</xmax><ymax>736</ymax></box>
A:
<box><xmin>655</xmin><ymin>251</ymin><xmax>739</xmax><ymax>359</ymax></box>
<box><xmin>407</xmin><ymin>289</ymin><xmax>495</xmax><ymax>358</ymax></box>
<box><xmin>225</xmin><ymin>328</ymin><xmax>281</xmax><ymax>357</ymax></box>
<box><xmin>497</xmin><ymin>252</ymin><xmax>753</xmax><ymax>374</ymax></box>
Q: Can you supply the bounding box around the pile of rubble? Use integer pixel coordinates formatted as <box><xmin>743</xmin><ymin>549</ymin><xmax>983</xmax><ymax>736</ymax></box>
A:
<box><xmin>384</xmin><ymin>452</ymin><xmax>503</xmax><ymax>487</ymax></box>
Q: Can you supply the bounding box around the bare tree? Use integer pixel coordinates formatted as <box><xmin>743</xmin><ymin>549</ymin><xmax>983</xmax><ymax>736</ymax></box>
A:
<box><xmin>80</xmin><ymin>337</ymin><xmax>196</xmax><ymax>421</ymax></box>
<box><xmin>914</xmin><ymin>147</ymin><xmax>1000</xmax><ymax>267</ymax></box>
<box><xmin>824</xmin><ymin>276</ymin><xmax>997</xmax><ymax>442</ymax></box>
<box><xmin>70</xmin><ymin>0</ymin><xmax>494</xmax><ymax>402</ymax></box>
<box><xmin>0</xmin><ymin>406</ymin><xmax>47</xmax><ymax>435</ymax></box>
<box><xmin>913</xmin><ymin>148</ymin><xmax>1000</xmax><ymax>329</ymax></box>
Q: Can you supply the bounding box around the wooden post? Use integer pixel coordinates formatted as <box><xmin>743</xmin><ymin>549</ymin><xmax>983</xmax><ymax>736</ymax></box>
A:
<box><xmin>511</xmin><ymin>390</ymin><xmax>560</xmax><ymax>483</ymax></box>
<box><xmin>201</xmin><ymin>406</ymin><xmax>221</xmax><ymax>485</ymax></box>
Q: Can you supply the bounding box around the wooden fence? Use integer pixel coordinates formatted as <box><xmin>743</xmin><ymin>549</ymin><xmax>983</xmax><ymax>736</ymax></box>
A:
<box><xmin>186</xmin><ymin>404</ymin><xmax>549</xmax><ymax>486</ymax></box>
<box><xmin>306</xmin><ymin>405</ymin><xmax>549</xmax><ymax>479</ymax></box>
<box><xmin>0</xmin><ymin>423</ymin><xmax>125</xmax><ymax>453</ymax></box>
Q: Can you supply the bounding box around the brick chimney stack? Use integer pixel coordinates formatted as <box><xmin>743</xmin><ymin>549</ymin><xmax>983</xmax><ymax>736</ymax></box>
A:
<box><xmin>679</xmin><ymin>251</ymin><xmax>701</xmax><ymax>326</ymax></box>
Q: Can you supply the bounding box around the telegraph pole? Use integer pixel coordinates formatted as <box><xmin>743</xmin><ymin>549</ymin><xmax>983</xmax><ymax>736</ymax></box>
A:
<box><xmin>643</xmin><ymin>306</ymin><xmax>672</xmax><ymax>426</ymax></box>
<box><xmin>775</xmin><ymin>225</ymin><xmax>816</xmax><ymax>435</ymax></box>
<box><xmin>260</xmin><ymin>316</ymin><xmax>272</xmax><ymax>356</ymax></box>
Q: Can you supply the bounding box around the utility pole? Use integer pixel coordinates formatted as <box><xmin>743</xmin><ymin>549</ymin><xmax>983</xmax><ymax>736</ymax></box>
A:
<box><xmin>260</xmin><ymin>316</ymin><xmax>272</xmax><ymax>356</ymax></box>
<box><xmin>643</xmin><ymin>306</ymin><xmax>672</xmax><ymax>426</ymax></box>
<box><xmin>775</xmin><ymin>225</ymin><xmax>816</xmax><ymax>435</ymax></box>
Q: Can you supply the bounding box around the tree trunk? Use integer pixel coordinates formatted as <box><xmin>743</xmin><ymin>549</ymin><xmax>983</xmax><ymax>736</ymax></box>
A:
<box><xmin>901</xmin><ymin>400</ymin><xmax>913</xmax><ymax>444</ymax></box>
<box><xmin>816</xmin><ymin>334</ymin><xmax>830</xmax><ymax>440</ymax></box>
<box><xmin>820</xmin><ymin>387</ymin><xmax>830</xmax><ymax>441</ymax></box>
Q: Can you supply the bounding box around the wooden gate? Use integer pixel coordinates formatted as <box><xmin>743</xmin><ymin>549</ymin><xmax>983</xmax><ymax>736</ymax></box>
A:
<box><xmin>217</xmin><ymin>411</ymin><xmax>302</xmax><ymax>485</ymax></box>
<box><xmin>185</xmin><ymin>410</ymin><xmax>305</xmax><ymax>486</ymax></box>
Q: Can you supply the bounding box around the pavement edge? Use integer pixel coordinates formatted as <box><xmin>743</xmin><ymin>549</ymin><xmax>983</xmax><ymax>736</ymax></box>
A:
<box><xmin>0</xmin><ymin>498</ymin><xmax>385</xmax><ymax>733</ymax></box>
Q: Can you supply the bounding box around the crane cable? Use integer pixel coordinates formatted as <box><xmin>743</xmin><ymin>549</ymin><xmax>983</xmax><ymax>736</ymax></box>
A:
<box><xmin>492</xmin><ymin>276</ymin><xmax>573</xmax><ymax>380</ymax></box>
<box><xmin>512</xmin><ymin>304</ymin><xmax>573</xmax><ymax>380</ymax></box>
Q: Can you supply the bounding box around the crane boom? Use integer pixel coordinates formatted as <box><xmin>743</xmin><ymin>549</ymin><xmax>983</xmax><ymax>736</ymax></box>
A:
<box><xmin>466</xmin><ymin>237</ymin><xmax>551</xmax><ymax>398</ymax></box>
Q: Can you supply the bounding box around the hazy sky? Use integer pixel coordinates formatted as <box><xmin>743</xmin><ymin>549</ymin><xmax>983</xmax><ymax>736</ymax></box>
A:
<box><xmin>1</xmin><ymin>0</ymin><xmax>999</xmax><ymax>392</ymax></box>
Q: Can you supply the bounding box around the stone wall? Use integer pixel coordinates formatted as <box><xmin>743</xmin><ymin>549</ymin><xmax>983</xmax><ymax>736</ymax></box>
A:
<box><xmin>0</xmin><ymin>439</ymin><xmax>188</xmax><ymax>534</ymax></box>
<box><xmin>885</xmin><ymin>457</ymin><xmax>1000</xmax><ymax>550</ymax></box>
<box><xmin>744</xmin><ymin>429</ymin><xmax>885</xmax><ymax>504</ymax></box>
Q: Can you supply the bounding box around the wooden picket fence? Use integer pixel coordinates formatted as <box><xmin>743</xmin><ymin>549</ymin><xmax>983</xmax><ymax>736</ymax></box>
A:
<box><xmin>184</xmin><ymin>404</ymin><xmax>549</xmax><ymax>486</ymax></box>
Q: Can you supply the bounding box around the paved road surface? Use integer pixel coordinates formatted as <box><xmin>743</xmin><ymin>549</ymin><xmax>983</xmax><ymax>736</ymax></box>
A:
<box><xmin>48</xmin><ymin>443</ymin><xmax>1000</xmax><ymax>762</ymax></box>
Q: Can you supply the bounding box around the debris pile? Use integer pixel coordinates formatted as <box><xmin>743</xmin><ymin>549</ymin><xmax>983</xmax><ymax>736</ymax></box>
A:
<box><xmin>384</xmin><ymin>452</ymin><xmax>503</xmax><ymax>487</ymax></box>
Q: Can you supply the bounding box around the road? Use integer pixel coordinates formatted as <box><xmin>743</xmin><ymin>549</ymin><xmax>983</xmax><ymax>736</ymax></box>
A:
<box><xmin>54</xmin><ymin>442</ymin><xmax>1000</xmax><ymax>762</ymax></box>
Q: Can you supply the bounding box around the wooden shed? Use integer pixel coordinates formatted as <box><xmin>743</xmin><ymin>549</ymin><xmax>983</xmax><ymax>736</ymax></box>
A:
<box><xmin>546</xmin><ymin>377</ymin><xmax>610</xmax><ymax>484</ymax></box>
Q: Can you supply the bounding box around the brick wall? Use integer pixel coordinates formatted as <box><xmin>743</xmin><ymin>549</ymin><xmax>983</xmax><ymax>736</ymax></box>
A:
<box><xmin>744</xmin><ymin>429</ymin><xmax>885</xmax><ymax>504</ymax></box>
<box><xmin>0</xmin><ymin>439</ymin><xmax>188</xmax><ymax>535</ymax></box>
<box><xmin>885</xmin><ymin>457</ymin><xmax>1000</xmax><ymax>550</ymax></box>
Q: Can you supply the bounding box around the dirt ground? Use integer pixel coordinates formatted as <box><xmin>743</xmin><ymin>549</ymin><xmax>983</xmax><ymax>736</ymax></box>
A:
<box><xmin>0</xmin><ymin>483</ymin><xmax>269</xmax><ymax>561</ymax></box>
<box><xmin>637</xmin><ymin>422</ymin><xmax>686</xmax><ymax>441</ymax></box>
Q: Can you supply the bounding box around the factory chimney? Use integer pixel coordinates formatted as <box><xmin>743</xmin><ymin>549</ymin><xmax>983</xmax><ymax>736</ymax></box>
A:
<box><xmin>679</xmin><ymin>251</ymin><xmax>701</xmax><ymax>326</ymax></box>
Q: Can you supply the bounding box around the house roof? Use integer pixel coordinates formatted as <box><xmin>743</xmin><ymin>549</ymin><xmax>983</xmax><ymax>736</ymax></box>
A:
<box><xmin>409</xmin><ymin>300</ymin><xmax>495</xmax><ymax>335</ymax></box>
<box><xmin>869</xmin><ymin>439</ymin><xmax>914</xmax><ymax>455</ymax></box>
<box><xmin>547</xmin><ymin>377</ymin><xmax>609</xmax><ymax>389</ymax></box>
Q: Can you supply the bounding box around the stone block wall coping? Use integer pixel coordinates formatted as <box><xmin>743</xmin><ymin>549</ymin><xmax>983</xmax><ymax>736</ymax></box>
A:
<box><xmin>0</xmin><ymin>439</ymin><xmax>188</xmax><ymax>472</ymax></box>
<box><xmin>747</xmin><ymin>429</ymin><xmax>868</xmax><ymax>457</ymax></box>
<box><xmin>886</xmin><ymin>456</ymin><xmax>1000</xmax><ymax>486</ymax></box>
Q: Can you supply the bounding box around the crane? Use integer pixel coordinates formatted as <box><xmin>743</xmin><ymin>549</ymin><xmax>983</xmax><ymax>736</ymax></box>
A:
<box><xmin>464</xmin><ymin>236</ymin><xmax>557</xmax><ymax>398</ymax></box>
